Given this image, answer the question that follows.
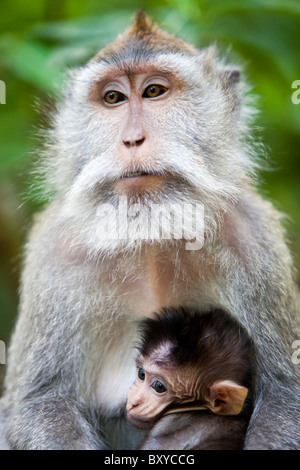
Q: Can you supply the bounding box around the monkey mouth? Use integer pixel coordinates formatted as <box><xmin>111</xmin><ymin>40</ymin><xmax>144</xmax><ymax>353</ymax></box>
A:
<box><xmin>120</xmin><ymin>170</ymin><xmax>159</xmax><ymax>179</ymax></box>
<box><xmin>116</xmin><ymin>170</ymin><xmax>166</xmax><ymax>194</ymax></box>
<box><xmin>115</xmin><ymin>169</ymin><xmax>183</xmax><ymax>198</ymax></box>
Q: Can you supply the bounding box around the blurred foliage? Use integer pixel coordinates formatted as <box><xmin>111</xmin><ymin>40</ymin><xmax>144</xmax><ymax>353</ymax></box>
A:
<box><xmin>0</xmin><ymin>0</ymin><xmax>300</xmax><ymax>353</ymax></box>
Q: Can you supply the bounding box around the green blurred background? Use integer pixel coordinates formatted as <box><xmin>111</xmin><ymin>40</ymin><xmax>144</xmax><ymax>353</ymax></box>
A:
<box><xmin>0</xmin><ymin>0</ymin><xmax>299</xmax><ymax>387</ymax></box>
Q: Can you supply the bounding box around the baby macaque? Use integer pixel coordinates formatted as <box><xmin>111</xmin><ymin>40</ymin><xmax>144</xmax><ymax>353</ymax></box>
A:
<box><xmin>127</xmin><ymin>307</ymin><xmax>253</xmax><ymax>449</ymax></box>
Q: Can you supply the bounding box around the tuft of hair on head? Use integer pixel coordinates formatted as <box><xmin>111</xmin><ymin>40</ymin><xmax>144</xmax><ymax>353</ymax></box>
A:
<box><xmin>137</xmin><ymin>307</ymin><xmax>253</xmax><ymax>388</ymax></box>
<box><xmin>93</xmin><ymin>9</ymin><xmax>197</xmax><ymax>66</ymax></box>
<box><xmin>121</xmin><ymin>9</ymin><xmax>197</xmax><ymax>56</ymax></box>
<box><xmin>129</xmin><ymin>9</ymin><xmax>156</xmax><ymax>37</ymax></box>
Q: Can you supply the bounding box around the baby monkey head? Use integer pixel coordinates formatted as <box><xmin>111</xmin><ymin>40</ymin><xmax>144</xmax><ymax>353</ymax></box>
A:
<box><xmin>126</xmin><ymin>307</ymin><xmax>252</xmax><ymax>428</ymax></box>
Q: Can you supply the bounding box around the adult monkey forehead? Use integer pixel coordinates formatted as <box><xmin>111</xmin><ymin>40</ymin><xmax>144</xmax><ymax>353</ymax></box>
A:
<box><xmin>75</xmin><ymin>10</ymin><xmax>199</xmax><ymax>107</ymax></box>
<box><xmin>94</xmin><ymin>9</ymin><xmax>198</xmax><ymax>62</ymax></box>
<box><xmin>0</xmin><ymin>10</ymin><xmax>299</xmax><ymax>451</ymax></box>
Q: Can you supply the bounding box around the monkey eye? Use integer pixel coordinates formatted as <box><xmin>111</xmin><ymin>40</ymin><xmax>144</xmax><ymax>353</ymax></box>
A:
<box><xmin>152</xmin><ymin>380</ymin><xmax>167</xmax><ymax>394</ymax></box>
<box><xmin>103</xmin><ymin>90</ymin><xmax>127</xmax><ymax>105</ymax></box>
<box><xmin>143</xmin><ymin>84</ymin><xmax>168</xmax><ymax>99</ymax></box>
<box><xmin>137</xmin><ymin>367</ymin><xmax>146</xmax><ymax>381</ymax></box>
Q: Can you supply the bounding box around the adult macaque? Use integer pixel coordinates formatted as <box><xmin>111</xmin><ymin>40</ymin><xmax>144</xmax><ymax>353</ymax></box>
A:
<box><xmin>0</xmin><ymin>11</ymin><xmax>299</xmax><ymax>450</ymax></box>
<box><xmin>127</xmin><ymin>307</ymin><xmax>252</xmax><ymax>450</ymax></box>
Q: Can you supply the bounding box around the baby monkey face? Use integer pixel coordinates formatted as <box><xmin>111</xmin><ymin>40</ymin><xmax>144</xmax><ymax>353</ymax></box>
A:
<box><xmin>126</xmin><ymin>351</ymin><xmax>248</xmax><ymax>428</ymax></box>
<box><xmin>126</xmin><ymin>356</ymin><xmax>176</xmax><ymax>427</ymax></box>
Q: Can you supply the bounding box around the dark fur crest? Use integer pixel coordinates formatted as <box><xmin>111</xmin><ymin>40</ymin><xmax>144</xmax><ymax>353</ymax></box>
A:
<box><xmin>130</xmin><ymin>10</ymin><xmax>156</xmax><ymax>37</ymax></box>
<box><xmin>138</xmin><ymin>307</ymin><xmax>253</xmax><ymax>389</ymax></box>
<box><xmin>94</xmin><ymin>11</ymin><xmax>197</xmax><ymax>67</ymax></box>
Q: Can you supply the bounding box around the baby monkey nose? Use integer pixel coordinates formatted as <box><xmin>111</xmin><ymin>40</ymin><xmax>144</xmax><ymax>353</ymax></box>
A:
<box><xmin>126</xmin><ymin>389</ymin><xmax>144</xmax><ymax>411</ymax></box>
<box><xmin>126</xmin><ymin>400</ymin><xmax>141</xmax><ymax>413</ymax></box>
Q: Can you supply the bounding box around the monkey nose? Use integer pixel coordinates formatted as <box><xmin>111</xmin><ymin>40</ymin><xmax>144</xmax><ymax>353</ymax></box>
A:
<box><xmin>126</xmin><ymin>395</ymin><xmax>144</xmax><ymax>411</ymax></box>
<box><xmin>123</xmin><ymin>136</ymin><xmax>146</xmax><ymax>149</ymax></box>
<box><xmin>126</xmin><ymin>402</ymin><xmax>139</xmax><ymax>413</ymax></box>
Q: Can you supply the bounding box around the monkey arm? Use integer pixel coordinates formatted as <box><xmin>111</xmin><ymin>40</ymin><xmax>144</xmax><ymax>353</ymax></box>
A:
<box><xmin>4</xmin><ymin>396</ymin><xmax>100</xmax><ymax>450</ymax></box>
<box><xmin>0</xmin><ymin>399</ymin><xmax>9</xmax><ymax>450</ymax></box>
<box><xmin>3</xmin><ymin>292</ymin><xmax>103</xmax><ymax>449</ymax></box>
<box><xmin>244</xmin><ymin>385</ymin><xmax>300</xmax><ymax>450</ymax></box>
<box><xmin>218</xmin><ymin>192</ymin><xmax>300</xmax><ymax>449</ymax></box>
<box><xmin>2</xmin><ymin>208</ymin><xmax>108</xmax><ymax>450</ymax></box>
<box><xmin>140</xmin><ymin>412</ymin><xmax>249</xmax><ymax>450</ymax></box>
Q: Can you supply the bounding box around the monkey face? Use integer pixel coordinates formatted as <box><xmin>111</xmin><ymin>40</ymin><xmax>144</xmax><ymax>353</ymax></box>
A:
<box><xmin>45</xmin><ymin>17</ymin><xmax>254</xmax><ymax>255</ymax></box>
<box><xmin>126</xmin><ymin>358</ymin><xmax>175</xmax><ymax>428</ymax></box>
<box><xmin>58</xmin><ymin>54</ymin><xmax>245</xmax><ymax>204</ymax></box>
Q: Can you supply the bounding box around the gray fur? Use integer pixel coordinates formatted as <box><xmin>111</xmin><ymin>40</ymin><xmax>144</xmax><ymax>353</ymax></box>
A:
<box><xmin>140</xmin><ymin>412</ymin><xmax>249</xmax><ymax>450</ymax></box>
<box><xmin>0</xmin><ymin>400</ymin><xmax>9</xmax><ymax>450</ymax></box>
<box><xmin>1</xmin><ymin>14</ymin><xmax>300</xmax><ymax>449</ymax></box>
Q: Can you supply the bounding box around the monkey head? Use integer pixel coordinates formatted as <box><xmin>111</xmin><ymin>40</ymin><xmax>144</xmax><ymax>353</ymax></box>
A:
<box><xmin>126</xmin><ymin>308</ymin><xmax>251</xmax><ymax>428</ymax></box>
<box><xmin>126</xmin><ymin>351</ymin><xmax>248</xmax><ymax>429</ymax></box>
<box><xmin>42</xmin><ymin>11</ymin><xmax>254</xmax><ymax>257</ymax></box>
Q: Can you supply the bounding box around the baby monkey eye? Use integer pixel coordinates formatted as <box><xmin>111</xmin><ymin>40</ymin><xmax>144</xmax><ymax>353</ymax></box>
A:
<box><xmin>152</xmin><ymin>381</ymin><xmax>167</xmax><ymax>393</ymax></box>
<box><xmin>103</xmin><ymin>90</ymin><xmax>127</xmax><ymax>105</ymax></box>
<box><xmin>137</xmin><ymin>367</ymin><xmax>146</xmax><ymax>381</ymax></box>
<box><xmin>143</xmin><ymin>84</ymin><xmax>167</xmax><ymax>99</ymax></box>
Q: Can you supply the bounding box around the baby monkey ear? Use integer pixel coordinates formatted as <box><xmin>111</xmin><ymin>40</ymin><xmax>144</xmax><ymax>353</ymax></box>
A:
<box><xmin>206</xmin><ymin>380</ymin><xmax>248</xmax><ymax>415</ymax></box>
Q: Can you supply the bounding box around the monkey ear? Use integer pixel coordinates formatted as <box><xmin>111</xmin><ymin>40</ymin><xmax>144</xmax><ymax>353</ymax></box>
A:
<box><xmin>219</xmin><ymin>67</ymin><xmax>241</xmax><ymax>113</ymax></box>
<box><xmin>218</xmin><ymin>67</ymin><xmax>241</xmax><ymax>92</ymax></box>
<box><xmin>206</xmin><ymin>380</ymin><xmax>248</xmax><ymax>415</ymax></box>
<box><xmin>223</xmin><ymin>68</ymin><xmax>240</xmax><ymax>86</ymax></box>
